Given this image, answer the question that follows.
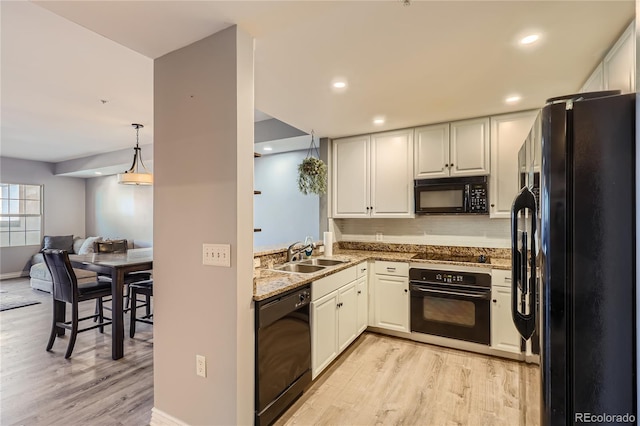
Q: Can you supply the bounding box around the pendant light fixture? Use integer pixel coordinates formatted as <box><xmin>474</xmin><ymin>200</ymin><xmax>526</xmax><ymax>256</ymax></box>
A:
<box><xmin>117</xmin><ymin>123</ymin><xmax>153</xmax><ymax>185</ymax></box>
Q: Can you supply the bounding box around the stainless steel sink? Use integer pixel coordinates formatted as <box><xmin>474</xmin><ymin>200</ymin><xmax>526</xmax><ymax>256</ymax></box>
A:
<box><xmin>273</xmin><ymin>263</ymin><xmax>326</xmax><ymax>273</ymax></box>
<box><xmin>299</xmin><ymin>258</ymin><xmax>348</xmax><ymax>267</ymax></box>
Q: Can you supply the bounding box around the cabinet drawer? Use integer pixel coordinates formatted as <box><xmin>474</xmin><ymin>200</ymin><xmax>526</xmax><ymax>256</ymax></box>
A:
<box><xmin>312</xmin><ymin>266</ymin><xmax>357</xmax><ymax>301</ymax></box>
<box><xmin>374</xmin><ymin>261</ymin><xmax>408</xmax><ymax>277</ymax></box>
<box><xmin>492</xmin><ymin>269</ymin><xmax>512</xmax><ymax>288</ymax></box>
<box><xmin>356</xmin><ymin>262</ymin><xmax>369</xmax><ymax>278</ymax></box>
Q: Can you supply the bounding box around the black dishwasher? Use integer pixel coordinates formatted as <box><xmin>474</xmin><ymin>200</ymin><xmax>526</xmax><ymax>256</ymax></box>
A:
<box><xmin>255</xmin><ymin>285</ymin><xmax>311</xmax><ymax>426</ymax></box>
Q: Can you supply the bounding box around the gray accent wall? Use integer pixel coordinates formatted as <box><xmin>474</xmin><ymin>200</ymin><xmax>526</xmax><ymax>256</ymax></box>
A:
<box><xmin>254</xmin><ymin>150</ymin><xmax>320</xmax><ymax>248</ymax></box>
<box><xmin>85</xmin><ymin>175</ymin><xmax>153</xmax><ymax>244</ymax></box>
<box><xmin>153</xmin><ymin>26</ymin><xmax>254</xmax><ymax>425</ymax></box>
<box><xmin>0</xmin><ymin>157</ymin><xmax>85</xmax><ymax>276</ymax></box>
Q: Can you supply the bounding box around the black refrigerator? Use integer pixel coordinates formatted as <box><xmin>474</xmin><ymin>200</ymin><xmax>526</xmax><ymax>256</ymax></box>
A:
<box><xmin>511</xmin><ymin>91</ymin><xmax>636</xmax><ymax>425</ymax></box>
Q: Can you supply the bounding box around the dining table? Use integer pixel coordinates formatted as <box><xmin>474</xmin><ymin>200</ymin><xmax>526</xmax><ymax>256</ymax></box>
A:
<box><xmin>69</xmin><ymin>248</ymin><xmax>153</xmax><ymax>360</ymax></box>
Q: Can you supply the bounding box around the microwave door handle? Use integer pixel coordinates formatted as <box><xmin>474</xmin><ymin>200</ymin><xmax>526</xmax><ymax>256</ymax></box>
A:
<box><xmin>510</xmin><ymin>186</ymin><xmax>537</xmax><ymax>340</ymax></box>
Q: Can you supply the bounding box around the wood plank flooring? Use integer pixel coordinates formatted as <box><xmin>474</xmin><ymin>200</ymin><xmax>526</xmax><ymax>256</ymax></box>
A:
<box><xmin>2</xmin><ymin>278</ymin><xmax>539</xmax><ymax>426</ymax></box>
<box><xmin>0</xmin><ymin>278</ymin><xmax>154</xmax><ymax>426</ymax></box>
<box><xmin>276</xmin><ymin>333</ymin><xmax>540</xmax><ymax>426</ymax></box>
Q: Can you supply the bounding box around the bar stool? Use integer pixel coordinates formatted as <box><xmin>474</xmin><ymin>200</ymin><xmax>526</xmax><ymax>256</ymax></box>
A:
<box><xmin>129</xmin><ymin>279</ymin><xmax>153</xmax><ymax>338</ymax></box>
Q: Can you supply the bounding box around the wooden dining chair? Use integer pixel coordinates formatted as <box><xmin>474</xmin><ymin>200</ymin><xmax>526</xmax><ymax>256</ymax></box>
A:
<box><xmin>129</xmin><ymin>279</ymin><xmax>153</xmax><ymax>338</ymax></box>
<box><xmin>42</xmin><ymin>249</ymin><xmax>112</xmax><ymax>359</ymax></box>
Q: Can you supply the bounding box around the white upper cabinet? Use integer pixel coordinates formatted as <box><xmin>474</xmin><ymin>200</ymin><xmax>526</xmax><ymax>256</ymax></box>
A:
<box><xmin>332</xmin><ymin>135</ymin><xmax>370</xmax><ymax>218</ymax></box>
<box><xmin>604</xmin><ymin>22</ymin><xmax>635</xmax><ymax>94</ymax></box>
<box><xmin>450</xmin><ymin>117</ymin><xmax>490</xmax><ymax>177</ymax></box>
<box><xmin>414</xmin><ymin>123</ymin><xmax>450</xmax><ymax>179</ymax></box>
<box><xmin>370</xmin><ymin>130</ymin><xmax>414</xmax><ymax>217</ymax></box>
<box><xmin>414</xmin><ymin>118</ymin><xmax>489</xmax><ymax>179</ymax></box>
<box><xmin>489</xmin><ymin>111</ymin><xmax>538</xmax><ymax>219</ymax></box>
<box><xmin>580</xmin><ymin>63</ymin><xmax>604</xmax><ymax>93</ymax></box>
<box><xmin>333</xmin><ymin>129</ymin><xmax>414</xmax><ymax>218</ymax></box>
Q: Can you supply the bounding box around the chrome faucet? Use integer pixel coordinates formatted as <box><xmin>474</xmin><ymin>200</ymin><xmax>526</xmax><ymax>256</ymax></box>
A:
<box><xmin>287</xmin><ymin>241</ymin><xmax>315</xmax><ymax>262</ymax></box>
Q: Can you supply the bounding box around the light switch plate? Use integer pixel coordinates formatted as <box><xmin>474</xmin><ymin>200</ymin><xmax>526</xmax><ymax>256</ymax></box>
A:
<box><xmin>203</xmin><ymin>244</ymin><xmax>231</xmax><ymax>267</ymax></box>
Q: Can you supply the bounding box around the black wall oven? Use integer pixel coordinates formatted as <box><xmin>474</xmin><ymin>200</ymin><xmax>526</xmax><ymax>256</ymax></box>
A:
<box><xmin>410</xmin><ymin>268</ymin><xmax>491</xmax><ymax>345</ymax></box>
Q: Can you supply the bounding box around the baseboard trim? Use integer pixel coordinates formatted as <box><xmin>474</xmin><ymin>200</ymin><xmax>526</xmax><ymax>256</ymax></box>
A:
<box><xmin>0</xmin><ymin>271</ymin><xmax>29</xmax><ymax>280</ymax></box>
<box><xmin>150</xmin><ymin>407</ymin><xmax>189</xmax><ymax>426</ymax></box>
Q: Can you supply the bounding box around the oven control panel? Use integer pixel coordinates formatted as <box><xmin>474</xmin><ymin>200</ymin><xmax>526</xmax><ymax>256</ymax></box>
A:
<box><xmin>409</xmin><ymin>268</ymin><xmax>491</xmax><ymax>288</ymax></box>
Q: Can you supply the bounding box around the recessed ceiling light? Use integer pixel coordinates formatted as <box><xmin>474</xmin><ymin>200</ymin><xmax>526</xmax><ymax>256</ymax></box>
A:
<box><xmin>95</xmin><ymin>171</ymin><xmax>102</xmax><ymax>175</ymax></box>
<box><xmin>505</xmin><ymin>95</ymin><xmax>521</xmax><ymax>104</ymax></box>
<box><xmin>520</xmin><ymin>34</ymin><xmax>539</xmax><ymax>45</ymax></box>
<box><xmin>263</xmin><ymin>147</ymin><xmax>272</xmax><ymax>151</ymax></box>
<box><xmin>333</xmin><ymin>81</ymin><xmax>347</xmax><ymax>89</ymax></box>
<box><xmin>373</xmin><ymin>117</ymin><xmax>385</xmax><ymax>125</ymax></box>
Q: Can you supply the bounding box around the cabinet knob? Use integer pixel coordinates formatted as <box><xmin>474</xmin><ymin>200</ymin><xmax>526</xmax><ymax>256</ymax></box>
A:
<box><xmin>491</xmin><ymin>204</ymin><xmax>495</xmax><ymax>207</ymax></box>
<box><xmin>450</xmin><ymin>163</ymin><xmax>454</xmax><ymax>167</ymax></box>
<box><xmin>357</xmin><ymin>290</ymin><xmax>362</xmax><ymax>295</ymax></box>
<box><xmin>404</xmin><ymin>289</ymin><xmax>408</xmax><ymax>293</ymax></box>
<box><xmin>492</xmin><ymin>299</ymin><xmax>497</xmax><ymax>303</ymax></box>
<box><xmin>445</xmin><ymin>164</ymin><xmax>449</xmax><ymax>168</ymax></box>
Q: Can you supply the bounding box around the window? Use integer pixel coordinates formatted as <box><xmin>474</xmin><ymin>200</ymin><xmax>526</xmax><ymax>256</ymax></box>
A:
<box><xmin>0</xmin><ymin>183</ymin><xmax>43</xmax><ymax>247</ymax></box>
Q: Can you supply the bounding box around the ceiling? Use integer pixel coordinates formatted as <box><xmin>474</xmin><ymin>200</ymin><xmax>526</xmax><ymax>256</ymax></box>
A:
<box><xmin>0</xmin><ymin>1</ymin><xmax>635</xmax><ymax>165</ymax></box>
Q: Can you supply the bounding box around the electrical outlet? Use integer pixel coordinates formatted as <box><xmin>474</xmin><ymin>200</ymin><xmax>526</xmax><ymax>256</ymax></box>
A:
<box><xmin>196</xmin><ymin>355</ymin><xmax>206</xmax><ymax>378</ymax></box>
<box><xmin>253</xmin><ymin>257</ymin><xmax>261</xmax><ymax>268</ymax></box>
<box><xmin>203</xmin><ymin>244</ymin><xmax>231</xmax><ymax>267</ymax></box>
<box><xmin>376</xmin><ymin>232</ymin><xmax>383</xmax><ymax>241</ymax></box>
<box><xmin>318</xmin><ymin>245</ymin><xmax>325</xmax><ymax>253</ymax></box>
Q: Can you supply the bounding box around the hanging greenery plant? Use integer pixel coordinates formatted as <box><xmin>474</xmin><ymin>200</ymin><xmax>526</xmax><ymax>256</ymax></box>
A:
<box><xmin>297</xmin><ymin>130</ymin><xmax>327</xmax><ymax>195</ymax></box>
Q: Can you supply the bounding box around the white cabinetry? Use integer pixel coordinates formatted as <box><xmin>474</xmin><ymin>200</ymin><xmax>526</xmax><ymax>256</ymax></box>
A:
<box><xmin>371</xmin><ymin>261</ymin><xmax>409</xmax><ymax>333</ymax></box>
<box><xmin>332</xmin><ymin>130</ymin><xmax>414</xmax><ymax>218</ymax></box>
<box><xmin>604</xmin><ymin>22</ymin><xmax>635</xmax><ymax>93</ymax></box>
<box><xmin>414</xmin><ymin>118</ymin><xmax>490</xmax><ymax>179</ymax></box>
<box><xmin>489</xmin><ymin>110</ymin><xmax>538</xmax><ymax>219</ymax></box>
<box><xmin>491</xmin><ymin>269</ymin><xmax>521</xmax><ymax>354</ymax></box>
<box><xmin>355</xmin><ymin>262</ymin><xmax>369</xmax><ymax>334</ymax></box>
<box><xmin>580</xmin><ymin>63</ymin><xmax>604</xmax><ymax>93</ymax></box>
<box><xmin>311</xmin><ymin>264</ymin><xmax>368</xmax><ymax>379</ymax></box>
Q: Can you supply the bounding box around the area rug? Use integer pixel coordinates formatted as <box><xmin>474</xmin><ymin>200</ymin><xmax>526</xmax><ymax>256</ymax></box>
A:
<box><xmin>0</xmin><ymin>291</ymin><xmax>41</xmax><ymax>311</ymax></box>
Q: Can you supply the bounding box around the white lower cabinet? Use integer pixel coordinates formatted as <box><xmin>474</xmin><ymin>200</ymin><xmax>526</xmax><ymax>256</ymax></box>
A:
<box><xmin>311</xmin><ymin>264</ymin><xmax>368</xmax><ymax>379</ymax></box>
<box><xmin>356</xmin><ymin>275</ymin><xmax>368</xmax><ymax>335</ymax></box>
<box><xmin>490</xmin><ymin>270</ymin><xmax>521</xmax><ymax>354</ymax></box>
<box><xmin>372</xmin><ymin>261</ymin><xmax>410</xmax><ymax>333</ymax></box>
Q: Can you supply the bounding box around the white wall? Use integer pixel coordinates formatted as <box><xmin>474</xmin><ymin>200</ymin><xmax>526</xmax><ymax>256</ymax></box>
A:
<box><xmin>153</xmin><ymin>26</ymin><xmax>254</xmax><ymax>425</ymax></box>
<box><xmin>85</xmin><ymin>175</ymin><xmax>152</xmax><ymax>244</ymax></box>
<box><xmin>333</xmin><ymin>216</ymin><xmax>510</xmax><ymax>248</ymax></box>
<box><xmin>254</xmin><ymin>150</ymin><xmax>319</xmax><ymax>248</ymax></box>
<box><xmin>0</xmin><ymin>157</ymin><xmax>85</xmax><ymax>276</ymax></box>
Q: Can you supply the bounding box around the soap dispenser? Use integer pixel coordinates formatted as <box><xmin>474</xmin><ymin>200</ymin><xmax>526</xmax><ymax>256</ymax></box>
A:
<box><xmin>304</xmin><ymin>236</ymin><xmax>314</xmax><ymax>257</ymax></box>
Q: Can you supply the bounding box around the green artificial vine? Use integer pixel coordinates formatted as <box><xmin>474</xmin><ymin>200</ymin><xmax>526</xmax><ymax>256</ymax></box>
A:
<box><xmin>297</xmin><ymin>130</ymin><xmax>328</xmax><ymax>195</ymax></box>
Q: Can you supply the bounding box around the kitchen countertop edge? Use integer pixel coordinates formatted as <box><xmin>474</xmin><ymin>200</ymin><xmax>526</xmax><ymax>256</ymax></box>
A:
<box><xmin>254</xmin><ymin>249</ymin><xmax>511</xmax><ymax>301</ymax></box>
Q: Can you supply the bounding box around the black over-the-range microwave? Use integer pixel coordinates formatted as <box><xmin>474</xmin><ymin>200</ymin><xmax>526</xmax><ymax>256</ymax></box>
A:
<box><xmin>414</xmin><ymin>176</ymin><xmax>488</xmax><ymax>214</ymax></box>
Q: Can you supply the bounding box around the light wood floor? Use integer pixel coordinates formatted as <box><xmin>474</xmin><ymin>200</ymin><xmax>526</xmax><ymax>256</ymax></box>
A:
<box><xmin>0</xmin><ymin>278</ymin><xmax>154</xmax><ymax>426</ymax></box>
<box><xmin>276</xmin><ymin>333</ymin><xmax>540</xmax><ymax>426</ymax></box>
<box><xmin>2</xmin><ymin>278</ymin><xmax>539</xmax><ymax>426</ymax></box>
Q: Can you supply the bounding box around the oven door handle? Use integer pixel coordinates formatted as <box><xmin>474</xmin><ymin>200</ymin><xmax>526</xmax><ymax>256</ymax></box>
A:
<box><xmin>412</xmin><ymin>287</ymin><xmax>490</xmax><ymax>300</ymax></box>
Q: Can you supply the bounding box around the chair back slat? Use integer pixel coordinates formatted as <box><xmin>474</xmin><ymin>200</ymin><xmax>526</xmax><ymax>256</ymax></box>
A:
<box><xmin>42</xmin><ymin>249</ymin><xmax>77</xmax><ymax>304</ymax></box>
<box><xmin>94</xmin><ymin>240</ymin><xmax>128</xmax><ymax>254</ymax></box>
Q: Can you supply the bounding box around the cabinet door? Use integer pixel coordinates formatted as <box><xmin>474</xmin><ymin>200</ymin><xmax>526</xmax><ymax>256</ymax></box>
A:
<box><xmin>337</xmin><ymin>282</ymin><xmax>358</xmax><ymax>352</ymax></box>
<box><xmin>581</xmin><ymin>63</ymin><xmax>604</xmax><ymax>93</ymax></box>
<box><xmin>311</xmin><ymin>291</ymin><xmax>339</xmax><ymax>378</ymax></box>
<box><xmin>450</xmin><ymin>117</ymin><xmax>490</xmax><ymax>176</ymax></box>
<box><xmin>373</xmin><ymin>274</ymin><xmax>409</xmax><ymax>332</ymax></box>
<box><xmin>332</xmin><ymin>135</ymin><xmax>370</xmax><ymax>218</ymax></box>
<box><xmin>414</xmin><ymin>123</ymin><xmax>450</xmax><ymax>179</ymax></box>
<box><xmin>604</xmin><ymin>22</ymin><xmax>635</xmax><ymax>94</ymax></box>
<box><xmin>370</xmin><ymin>129</ymin><xmax>414</xmax><ymax>218</ymax></box>
<box><xmin>355</xmin><ymin>275</ymin><xmax>368</xmax><ymax>335</ymax></box>
<box><xmin>489</xmin><ymin>111</ymin><xmax>538</xmax><ymax>219</ymax></box>
<box><xmin>491</xmin><ymin>285</ymin><xmax>522</xmax><ymax>354</ymax></box>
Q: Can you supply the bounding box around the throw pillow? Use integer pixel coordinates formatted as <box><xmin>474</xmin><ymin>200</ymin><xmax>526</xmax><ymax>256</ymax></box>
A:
<box><xmin>42</xmin><ymin>235</ymin><xmax>74</xmax><ymax>252</ymax></box>
<box><xmin>77</xmin><ymin>236</ymin><xmax>103</xmax><ymax>255</ymax></box>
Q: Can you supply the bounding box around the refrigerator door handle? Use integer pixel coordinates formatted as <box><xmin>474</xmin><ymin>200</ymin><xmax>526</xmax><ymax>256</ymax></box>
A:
<box><xmin>510</xmin><ymin>186</ymin><xmax>537</xmax><ymax>340</ymax></box>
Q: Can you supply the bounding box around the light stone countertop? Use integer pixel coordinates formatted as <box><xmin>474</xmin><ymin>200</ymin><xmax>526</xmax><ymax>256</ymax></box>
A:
<box><xmin>253</xmin><ymin>248</ymin><xmax>511</xmax><ymax>301</ymax></box>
